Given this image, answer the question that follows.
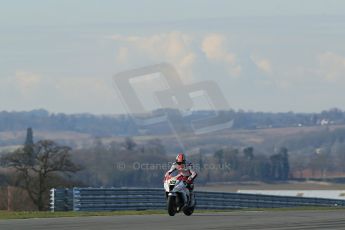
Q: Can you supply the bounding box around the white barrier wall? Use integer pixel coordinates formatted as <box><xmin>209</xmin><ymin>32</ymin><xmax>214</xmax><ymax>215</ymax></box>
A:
<box><xmin>237</xmin><ymin>190</ymin><xmax>345</xmax><ymax>200</ymax></box>
<box><xmin>51</xmin><ymin>188</ymin><xmax>345</xmax><ymax>211</ymax></box>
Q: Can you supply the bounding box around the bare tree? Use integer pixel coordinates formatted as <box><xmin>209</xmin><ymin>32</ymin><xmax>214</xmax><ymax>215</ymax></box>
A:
<box><xmin>1</xmin><ymin>140</ymin><xmax>80</xmax><ymax>210</ymax></box>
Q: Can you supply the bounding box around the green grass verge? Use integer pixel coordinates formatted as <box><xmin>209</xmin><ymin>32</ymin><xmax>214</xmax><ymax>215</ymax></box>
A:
<box><xmin>0</xmin><ymin>210</ymin><xmax>165</xmax><ymax>220</ymax></box>
<box><xmin>1</xmin><ymin>207</ymin><xmax>345</xmax><ymax>220</ymax></box>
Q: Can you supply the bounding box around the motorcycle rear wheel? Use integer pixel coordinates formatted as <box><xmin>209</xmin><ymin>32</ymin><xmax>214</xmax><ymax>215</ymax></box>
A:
<box><xmin>183</xmin><ymin>206</ymin><xmax>194</xmax><ymax>216</ymax></box>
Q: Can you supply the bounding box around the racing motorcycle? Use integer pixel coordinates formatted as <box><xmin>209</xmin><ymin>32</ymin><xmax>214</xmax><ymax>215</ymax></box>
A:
<box><xmin>164</xmin><ymin>174</ymin><xmax>195</xmax><ymax>216</ymax></box>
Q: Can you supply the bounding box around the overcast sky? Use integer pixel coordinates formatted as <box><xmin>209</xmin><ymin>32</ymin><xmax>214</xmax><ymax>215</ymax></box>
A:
<box><xmin>1</xmin><ymin>0</ymin><xmax>345</xmax><ymax>114</ymax></box>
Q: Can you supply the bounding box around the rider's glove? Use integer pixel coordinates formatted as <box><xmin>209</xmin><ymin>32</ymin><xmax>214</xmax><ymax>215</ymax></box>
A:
<box><xmin>186</xmin><ymin>178</ymin><xmax>193</xmax><ymax>184</ymax></box>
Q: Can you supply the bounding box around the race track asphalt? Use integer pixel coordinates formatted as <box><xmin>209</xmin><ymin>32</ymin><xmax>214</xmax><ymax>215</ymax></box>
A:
<box><xmin>1</xmin><ymin>210</ymin><xmax>345</xmax><ymax>230</ymax></box>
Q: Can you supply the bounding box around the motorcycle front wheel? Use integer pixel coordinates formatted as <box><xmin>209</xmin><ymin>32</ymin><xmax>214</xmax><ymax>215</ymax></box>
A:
<box><xmin>167</xmin><ymin>196</ymin><xmax>176</xmax><ymax>216</ymax></box>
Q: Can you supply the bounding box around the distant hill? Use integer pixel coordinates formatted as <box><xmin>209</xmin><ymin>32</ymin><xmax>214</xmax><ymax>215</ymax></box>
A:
<box><xmin>1</xmin><ymin>108</ymin><xmax>345</xmax><ymax>147</ymax></box>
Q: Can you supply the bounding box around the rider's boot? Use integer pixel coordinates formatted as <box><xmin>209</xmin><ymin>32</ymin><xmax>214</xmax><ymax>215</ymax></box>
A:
<box><xmin>181</xmin><ymin>192</ymin><xmax>188</xmax><ymax>211</ymax></box>
<box><xmin>189</xmin><ymin>191</ymin><xmax>195</xmax><ymax>207</ymax></box>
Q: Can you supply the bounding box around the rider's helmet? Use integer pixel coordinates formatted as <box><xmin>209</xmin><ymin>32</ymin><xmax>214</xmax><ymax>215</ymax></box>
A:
<box><xmin>176</xmin><ymin>153</ymin><xmax>186</xmax><ymax>165</ymax></box>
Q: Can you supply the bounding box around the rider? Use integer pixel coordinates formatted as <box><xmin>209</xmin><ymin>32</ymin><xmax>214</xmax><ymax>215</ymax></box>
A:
<box><xmin>165</xmin><ymin>153</ymin><xmax>197</xmax><ymax>206</ymax></box>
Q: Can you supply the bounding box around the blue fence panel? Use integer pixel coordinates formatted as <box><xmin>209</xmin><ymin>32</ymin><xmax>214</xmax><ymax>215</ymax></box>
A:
<box><xmin>50</xmin><ymin>187</ymin><xmax>345</xmax><ymax>212</ymax></box>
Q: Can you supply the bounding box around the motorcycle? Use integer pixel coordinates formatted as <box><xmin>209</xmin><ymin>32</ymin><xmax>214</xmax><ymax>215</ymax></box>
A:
<box><xmin>164</xmin><ymin>174</ymin><xmax>195</xmax><ymax>216</ymax></box>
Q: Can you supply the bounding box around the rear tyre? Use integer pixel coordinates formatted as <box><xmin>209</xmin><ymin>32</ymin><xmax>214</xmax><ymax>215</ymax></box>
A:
<box><xmin>167</xmin><ymin>196</ymin><xmax>176</xmax><ymax>216</ymax></box>
<box><xmin>183</xmin><ymin>206</ymin><xmax>194</xmax><ymax>216</ymax></box>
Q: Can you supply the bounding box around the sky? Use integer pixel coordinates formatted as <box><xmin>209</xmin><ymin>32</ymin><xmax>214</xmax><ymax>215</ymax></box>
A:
<box><xmin>1</xmin><ymin>0</ymin><xmax>345</xmax><ymax>114</ymax></box>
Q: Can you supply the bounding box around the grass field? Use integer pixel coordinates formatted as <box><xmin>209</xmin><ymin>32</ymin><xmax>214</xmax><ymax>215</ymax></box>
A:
<box><xmin>0</xmin><ymin>210</ymin><xmax>165</xmax><ymax>220</ymax></box>
<box><xmin>2</xmin><ymin>124</ymin><xmax>345</xmax><ymax>152</ymax></box>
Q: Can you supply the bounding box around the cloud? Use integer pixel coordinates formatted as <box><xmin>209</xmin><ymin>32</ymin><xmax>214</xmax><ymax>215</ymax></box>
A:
<box><xmin>202</xmin><ymin>34</ymin><xmax>229</xmax><ymax>61</ymax></box>
<box><xmin>47</xmin><ymin>76</ymin><xmax>120</xmax><ymax>114</ymax></box>
<box><xmin>0</xmin><ymin>71</ymin><xmax>46</xmax><ymax>111</ymax></box>
<box><xmin>14</xmin><ymin>71</ymin><xmax>42</xmax><ymax>95</ymax></box>
<box><xmin>116</xmin><ymin>46</ymin><xmax>129</xmax><ymax>63</ymax></box>
<box><xmin>0</xmin><ymin>70</ymin><xmax>121</xmax><ymax>113</ymax></box>
<box><xmin>110</xmin><ymin>31</ymin><xmax>196</xmax><ymax>82</ymax></box>
<box><xmin>201</xmin><ymin>34</ymin><xmax>241</xmax><ymax>77</ymax></box>
<box><xmin>250</xmin><ymin>55</ymin><xmax>273</xmax><ymax>74</ymax></box>
<box><xmin>317</xmin><ymin>52</ymin><xmax>345</xmax><ymax>82</ymax></box>
<box><xmin>110</xmin><ymin>31</ymin><xmax>243</xmax><ymax>82</ymax></box>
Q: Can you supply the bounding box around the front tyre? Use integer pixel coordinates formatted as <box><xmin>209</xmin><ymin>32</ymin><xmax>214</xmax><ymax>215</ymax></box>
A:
<box><xmin>167</xmin><ymin>196</ymin><xmax>176</xmax><ymax>216</ymax></box>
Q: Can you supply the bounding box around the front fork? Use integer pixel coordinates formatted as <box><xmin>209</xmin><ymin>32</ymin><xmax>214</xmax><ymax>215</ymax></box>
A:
<box><xmin>168</xmin><ymin>192</ymin><xmax>187</xmax><ymax>208</ymax></box>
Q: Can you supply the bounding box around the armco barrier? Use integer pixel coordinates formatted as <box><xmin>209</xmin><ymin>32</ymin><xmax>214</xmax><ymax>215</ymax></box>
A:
<box><xmin>50</xmin><ymin>188</ymin><xmax>345</xmax><ymax>211</ymax></box>
<box><xmin>50</xmin><ymin>188</ymin><xmax>74</xmax><ymax>211</ymax></box>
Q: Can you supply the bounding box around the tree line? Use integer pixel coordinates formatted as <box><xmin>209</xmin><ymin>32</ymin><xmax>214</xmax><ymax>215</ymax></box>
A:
<box><xmin>5</xmin><ymin>125</ymin><xmax>345</xmax><ymax>210</ymax></box>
